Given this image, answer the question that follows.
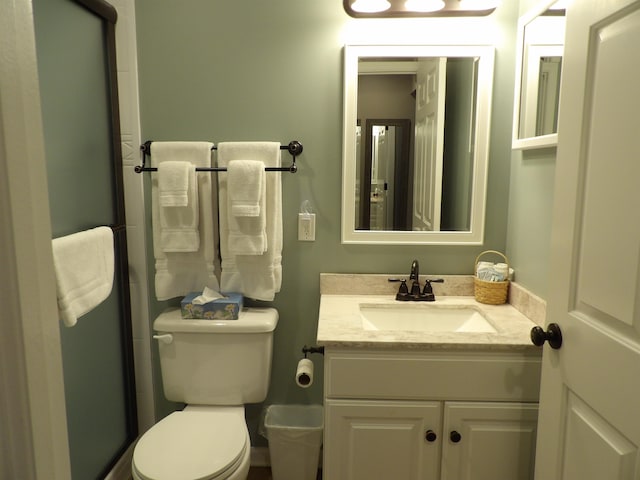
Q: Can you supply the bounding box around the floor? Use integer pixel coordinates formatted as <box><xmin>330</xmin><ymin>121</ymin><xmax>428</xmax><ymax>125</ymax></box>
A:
<box><xmin>248</xmin><ymin>467</ymin><xmax>322</xmax><ymax>480</ymax></box>
<box><xmin>247</xmin><ymin>467</ymin><xmax>272</xmax><ymax>480</ymax></box>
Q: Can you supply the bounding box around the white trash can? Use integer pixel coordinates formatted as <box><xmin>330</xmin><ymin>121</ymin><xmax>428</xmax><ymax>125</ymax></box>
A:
<box><xmin>262</xmin><ymin>404</ymin><xmax>324</xmax><ymax>480</ymax></box>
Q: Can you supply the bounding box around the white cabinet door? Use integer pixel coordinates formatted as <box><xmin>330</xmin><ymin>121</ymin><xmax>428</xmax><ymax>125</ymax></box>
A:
<box><xmin>324</xmin><ymin>400</ymin><xmax>442</xmax><ymax>480</ymax></box>
<box><xmin>442</xmin><ymin>402</ymin><xmax>538</xmax><ymax>480</ymax></box>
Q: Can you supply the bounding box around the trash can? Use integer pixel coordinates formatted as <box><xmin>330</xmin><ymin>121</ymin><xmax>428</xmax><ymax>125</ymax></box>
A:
<box><xmin>261</xmin><ymin>404</ymin><xmax>324</xmax><ymax>480</ymax></box>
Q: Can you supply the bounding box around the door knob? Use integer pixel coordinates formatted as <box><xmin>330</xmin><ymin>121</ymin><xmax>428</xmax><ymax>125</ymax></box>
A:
<box><xmin>450</xmin><ymin>431</ymin><xmax>462</xmax><ymax>443</ymax></box>
<box><xmin>530</xmin><ymin>323</ymin><xmax>563</xmax><ymax>349</ymax></box>
<box><xmin>425</xmin><ymin>430</ymin><xmax>437</xmax><ymax>442</ymax></box>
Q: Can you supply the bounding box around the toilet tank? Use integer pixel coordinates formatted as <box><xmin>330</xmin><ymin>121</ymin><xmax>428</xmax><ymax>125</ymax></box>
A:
<box><xmin>153</xmin><ymin>307</ymin><xmax>278</xmax><ymax>405</ymax></box>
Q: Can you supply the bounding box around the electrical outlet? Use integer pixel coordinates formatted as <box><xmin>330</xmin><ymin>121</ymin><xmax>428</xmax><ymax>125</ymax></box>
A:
<box><xmin>298</xmin><ymin>213</ymin><xmax>316</xmax><ymax>241</ymax></box>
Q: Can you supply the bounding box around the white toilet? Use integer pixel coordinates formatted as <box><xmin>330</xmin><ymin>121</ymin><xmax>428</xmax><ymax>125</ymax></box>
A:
<box><xmin>132</xmin><ymin>307</ymin><xmax>278</xmax><ymax>480</ymax></box>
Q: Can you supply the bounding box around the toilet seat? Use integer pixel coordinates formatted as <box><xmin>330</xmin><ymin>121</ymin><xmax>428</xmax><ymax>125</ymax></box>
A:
<box><xmin>132</xmin><ymin>406</ymin><xmax>248</xmax><ymax>480</ymax></box>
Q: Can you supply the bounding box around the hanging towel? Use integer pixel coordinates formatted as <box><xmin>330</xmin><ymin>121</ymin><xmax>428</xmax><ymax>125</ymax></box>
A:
<box><xmin>51</xmin><ymin>226</ymin><xmax>114</xmax><ymax>327</ymax></box>
<box><xmin>227</xmin><ymin>160</ymin><xmax>267</xmax><ymax>255</ymax></box>
<box><xmin>217</xmin><ymin>142</ymin><xmax>282</xmax><ymax>301</ymax></box>
<box><xmin>151</xmin><ymin>141</ymin><xmax>220</xmax><ymax>300</ymax></box>
<box><xmin>158</xmin><ymin>160</ymin><xmax>191</xmax><ymax>207</ymax></box>
<box><xmin>157</xmin><ymin>160</ymin><xmax>199</xmax><ymax>252</ymax></box>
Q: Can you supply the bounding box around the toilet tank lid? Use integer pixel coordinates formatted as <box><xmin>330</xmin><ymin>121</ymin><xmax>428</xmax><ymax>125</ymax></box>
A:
<box><xmin>154</xmin><ymin>307</ymin><xmax>278</xmax><ymax>333</ymax></box>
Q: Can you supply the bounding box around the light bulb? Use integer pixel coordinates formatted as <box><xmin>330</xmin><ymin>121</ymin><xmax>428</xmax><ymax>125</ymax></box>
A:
<box><xmin>351</xmin><ymin>0</ymin><xmax>391</xmax><ymax>13</ymax></box>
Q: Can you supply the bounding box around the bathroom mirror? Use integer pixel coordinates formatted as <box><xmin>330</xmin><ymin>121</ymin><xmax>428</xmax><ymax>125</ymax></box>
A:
<box><xmin>341</xmin><ymin>44</ymin><xmax>494</xmax><ymax>245</ymax></box>
<box><xmin>512</xmin><ymin>0</ymin><xmax>566</xmax><ymax>150</ymax></box>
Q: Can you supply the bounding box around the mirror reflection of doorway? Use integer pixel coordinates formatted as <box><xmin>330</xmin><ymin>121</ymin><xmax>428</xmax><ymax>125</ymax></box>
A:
<box><xmin>359</xmin><ymin>119</ymin><xmax>411</xmax><ymax>231</ymax></box>
<box><xmin>536</xmin><ymin>56</ymin><xmax>562</xmax><ymax>136</ymax></box>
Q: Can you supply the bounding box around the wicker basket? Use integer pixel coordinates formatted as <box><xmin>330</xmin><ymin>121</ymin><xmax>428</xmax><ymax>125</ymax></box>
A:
<box><xmin>474</xmin><ymin>250</ymin><xmax>509</xmax><ymax>305</ymax></box>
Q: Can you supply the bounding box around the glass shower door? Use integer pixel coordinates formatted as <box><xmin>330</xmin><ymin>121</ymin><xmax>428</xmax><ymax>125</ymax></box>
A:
<box><xmin>33</xmin><ymin>0</ymin><xmax>138</xmax><ymax>477</ymax></box>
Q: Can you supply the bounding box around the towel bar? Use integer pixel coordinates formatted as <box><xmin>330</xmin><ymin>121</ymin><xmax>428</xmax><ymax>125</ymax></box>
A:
<box><xmin>134</xmin><ymin>140</ymin><xmax>303</xmax><ymax>173</ymax></box>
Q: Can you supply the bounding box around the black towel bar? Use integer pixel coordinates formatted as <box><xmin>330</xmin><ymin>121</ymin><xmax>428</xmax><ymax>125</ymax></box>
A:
<box><xmin>134</xmin><ymin>140</ymin><xmax>303</xmax><ymax>173</ymax></box>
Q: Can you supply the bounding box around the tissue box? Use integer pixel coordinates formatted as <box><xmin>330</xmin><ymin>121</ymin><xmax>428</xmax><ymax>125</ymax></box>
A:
<box><xmin>180</xmin><ymin>292</ymin><xmax>243</xmax><ymax>320</ymax></box>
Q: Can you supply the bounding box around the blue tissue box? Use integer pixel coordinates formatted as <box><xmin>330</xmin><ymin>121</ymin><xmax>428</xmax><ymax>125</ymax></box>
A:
<box><xmin>180</xmin><ymin>292</ymin><xmax>243</xmax><ymax>320</ymax></box>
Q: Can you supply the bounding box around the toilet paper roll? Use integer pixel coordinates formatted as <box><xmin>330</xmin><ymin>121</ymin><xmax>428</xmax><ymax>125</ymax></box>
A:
<box><xmin>295</xmin><ymin>358</ymin><xmax>314</xmax><ymax>388</ymax></box>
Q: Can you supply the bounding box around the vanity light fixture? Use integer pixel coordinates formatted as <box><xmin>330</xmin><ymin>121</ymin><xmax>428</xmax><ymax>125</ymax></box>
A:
<box><xmin>344</xmin><ymin>0</ymin><xmax>499</xmax><ymax>17</ymax></box>
<box><xmin>351</xmin><ymin>0</ymin><xmax>391</xmax><ymax>13</ymax></box>
<box><xmin>457</xmin><ymin>0</ymin><xmax>501</xmax><ymax>10</ymax></box>
<box><xmin>404</xmin><ymin>0</ymin><xmax>445</xmax><ymax>12</ymax></box>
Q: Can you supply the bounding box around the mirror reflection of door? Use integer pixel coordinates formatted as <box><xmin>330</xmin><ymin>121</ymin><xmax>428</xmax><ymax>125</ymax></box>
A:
<box><xmin>356</xmin><ymin>56</ymin><xmax>478</xmax><ymax>233</ymax></box>
<box><xmin>413</xmin><ymin>57</ymin><xmax>446</xmax><ymax>232</ymax></box>
<box><xmin>360</xmin><ymin>120</ymin><xmax>411</xmax><ymax>230</ymax></box>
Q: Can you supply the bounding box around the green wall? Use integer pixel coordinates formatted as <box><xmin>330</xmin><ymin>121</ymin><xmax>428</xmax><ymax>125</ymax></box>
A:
<box><xmin>135</xmin><ymin>0</ymin><xmax>521</xmax><ymax>445</ymax></box>
<box><xmin>505</xmin><ymin>0</ymin><xmax>557</xmax><ymax>299</ymax></box>
<box><xmin>506</xmin><ymin>148</ymin><xmax>555</xmax><ymax>298</ymax></box>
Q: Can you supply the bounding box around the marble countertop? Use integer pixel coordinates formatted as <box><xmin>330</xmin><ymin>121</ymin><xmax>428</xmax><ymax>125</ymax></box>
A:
<box><xmin>317</xmin><ymin>294</ymin><xmax>540</xmax><ymax>352</ymax></box>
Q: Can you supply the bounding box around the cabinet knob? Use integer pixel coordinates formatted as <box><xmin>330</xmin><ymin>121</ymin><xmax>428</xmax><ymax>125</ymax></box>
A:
<box><xmin>425</xmin><ymin>430</ymin><xmax>437</xmax><ymax>442</ymax></box>
<box><xmin>450</xmin><ymin>431</ymin><xmax>462</xmax><ymax>443</ymax></box>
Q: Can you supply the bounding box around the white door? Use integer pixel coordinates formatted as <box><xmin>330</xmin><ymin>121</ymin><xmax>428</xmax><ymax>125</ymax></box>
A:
<box><xmin>413</xmin><ymin>57</ymin><xmax>446</xmax><ymax>231</ymax></box>
<box><xmin>534</xmin><ymin>0</ymin><xmax>640</xmax><ymax>478</ymax></box>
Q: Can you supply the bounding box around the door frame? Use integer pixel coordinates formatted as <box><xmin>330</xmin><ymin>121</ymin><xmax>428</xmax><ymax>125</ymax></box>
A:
<box><xmin>361</xmin><ymin>118</ymin><xmax>412</xmax><ymax>230</ymax></box>
<box><xmin>0</xmin><ymin>0</ymin><xmax>71</xmax><ymax>477</ymax></box>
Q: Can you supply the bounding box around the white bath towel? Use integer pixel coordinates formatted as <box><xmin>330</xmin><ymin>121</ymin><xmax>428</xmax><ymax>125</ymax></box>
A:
<box><xmin>151</xmin><ymin>141</ymin><xmax>220</xmax><ymax>300</ymax></box>
<box><xmin>51</xmin><ymin>226</ymin><xmax>114</xmax><ymax>327</ymax></box>
<box><xmin>157</xmin><ymin>161</ymin><xmax>199</xmax><ymax>252</ymax></box>
<box><xmin>217</xmin><ymin>142</ymin><xmax>282</xmax><ymax>301</ymax></box>
<box><xmin>158</xmin><ymin>160</ymin><xmax>191</xmax><ymax>207</ymax></box>
<box><xmin>227</xmin><ymin>160</ymin><xmax>267</xmax><ymax>255</ymax></box>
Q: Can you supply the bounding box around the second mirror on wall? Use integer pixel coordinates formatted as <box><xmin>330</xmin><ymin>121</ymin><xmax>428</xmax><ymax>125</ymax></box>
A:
<box><xmin>512</xmin><ymin>0</ymin><xmax>566</xmax><ymax>150</ymax></box>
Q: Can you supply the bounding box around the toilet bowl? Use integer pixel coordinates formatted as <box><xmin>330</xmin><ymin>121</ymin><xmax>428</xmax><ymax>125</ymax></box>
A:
<box><xmin>132</xmin><ymin>307</ymin><xmax>278</xmax><ymax>480</ymax></box>
<box><xmin>132</xmin><ymin>406</ymin><xmax>250</xmax><ymax>480</ymax></box>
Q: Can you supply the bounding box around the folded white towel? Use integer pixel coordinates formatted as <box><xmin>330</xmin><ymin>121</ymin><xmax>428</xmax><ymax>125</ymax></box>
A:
<box><xmin>151</xmin><ymin>141</ymin><xmax>220</xmax><ymax>300</ymax></box>
<box><xmin>158</xmin><ymin>160</ymin><xmax>191</xmax><ymax>207</ymax></box>
<box><xmin>154</xmin><ymin>150</ymin><xmax>199</xmax><ymax>253</ymax></box>
<box><xmin>228</xmin><ymin>160</ymin><xmax>264</xmax><ymax>217</ymax></box>
<box><xmin>227</xmin><ymin>160</ymin><xmax>267</xmax><ymax>255</ymax></box>
<box><xmin>217</xmin><ymin>142</ymin><xmax>282</xmax><ymax>301</ymax></box>
<box><xmin>51</xmin><ymin>227</ymin><xmax>114</xmax><ymax>327</ymax></box>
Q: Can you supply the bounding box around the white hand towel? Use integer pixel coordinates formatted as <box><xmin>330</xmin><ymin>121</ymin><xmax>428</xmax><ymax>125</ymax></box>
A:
<box><xmin>217</xmin><ymin>142</ymin><xmax>282</xmax><ymax>301</ymax></box>
<box><xmin>158</xmin><ymin>160</ymin><xmax>191</xmax><ymax>207</ymax></box>
<box><xmin>51</xmin><ymin>226</ymin><xmax>114</xmax><ymax>327</ymax></box>
<box><xmin>227</xmin><ymin>160</ymin><xmax>267</xmax><ymax>255</ymax></box>
<box><xmin>154</xmin><ymin>154</ymin><xmax>199</xmax><ymax>253</ymax></box>
<box><xmin>151</xmin><ymin>141</ymin><xmax>220</xmax><ymax>300</ymax></box>
<box><xmin>228</xmin><ymin>159</ymin><xmax>264</xmax><ymax>216</ymax></box>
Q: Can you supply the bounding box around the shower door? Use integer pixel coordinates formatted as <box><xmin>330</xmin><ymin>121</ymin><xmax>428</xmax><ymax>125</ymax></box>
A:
<box><xmin>33</xmin><ymin>0</ymin><xmax>138</xmax><ymax>478</ymax></box>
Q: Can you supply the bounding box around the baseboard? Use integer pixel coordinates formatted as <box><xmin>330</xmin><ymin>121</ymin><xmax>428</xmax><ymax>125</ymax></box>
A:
<box><xmin>104</xmin><ymin>442</ymin><xmax>135</xmax><ymax>480</ymax></box>
<box><xmin>250</xmin><ymin>446</ymin><xmax>271</xmax><ymax>467</ymax></box>
<box><xmin>252</xmin><ymin>446</ymin><xmax>324</xmax><ymax>470</ymax></box>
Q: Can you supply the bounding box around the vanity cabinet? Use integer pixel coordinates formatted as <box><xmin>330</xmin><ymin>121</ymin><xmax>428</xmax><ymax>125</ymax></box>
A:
<box><xmin>323</xmin><ymin>349</ymin><xmax>541</xmax><ymax>480</ymax></box>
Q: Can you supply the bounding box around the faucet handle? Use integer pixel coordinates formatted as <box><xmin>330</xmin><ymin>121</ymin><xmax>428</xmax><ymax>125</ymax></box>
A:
<box><xmin>422</xmin><ymin>278</ymin><xmax>445</xmax><ymax>293</ymax></box>
<box><xmin>420</xmin><ymin>278</ymin><xmax>444</xmax><ymax>302</ymax></box>
<box><xmin>422</xmin><ymin>280</ymin><xmax>433</xmax><ymax>295</ymax></box>
<box><xmin>389</xmin><ymin>278</ymin><xmax>410</xmax><ymax>301</ymax></box>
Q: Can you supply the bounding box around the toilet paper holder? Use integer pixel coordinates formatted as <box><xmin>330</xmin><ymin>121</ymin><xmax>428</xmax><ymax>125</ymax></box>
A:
<box><xmin>295</xmin><ymin>346</ymin><xmax>324</xmax><ymax>389</ymax></box>
<box><xmin>301</xmin><ymin>345</ymin><xmax>325</xmax><ymax>358</ymax></box>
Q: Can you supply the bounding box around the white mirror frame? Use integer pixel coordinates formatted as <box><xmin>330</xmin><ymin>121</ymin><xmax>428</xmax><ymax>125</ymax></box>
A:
<box><xmin>341</xmin><ymin>44</ymin><xmax>495</xmax><ymax>245</ymax></box>
<box><xmin>512</xmin><ymin>0</ymin><xmax>565</xmax><ymax>150</ymax></box>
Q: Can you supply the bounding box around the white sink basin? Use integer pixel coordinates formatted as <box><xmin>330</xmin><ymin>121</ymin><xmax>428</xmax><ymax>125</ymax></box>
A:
<box><xmin>360</xmin><ymin>304</ymin><xmax>497</xmax><ymax>333</ymax></box>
